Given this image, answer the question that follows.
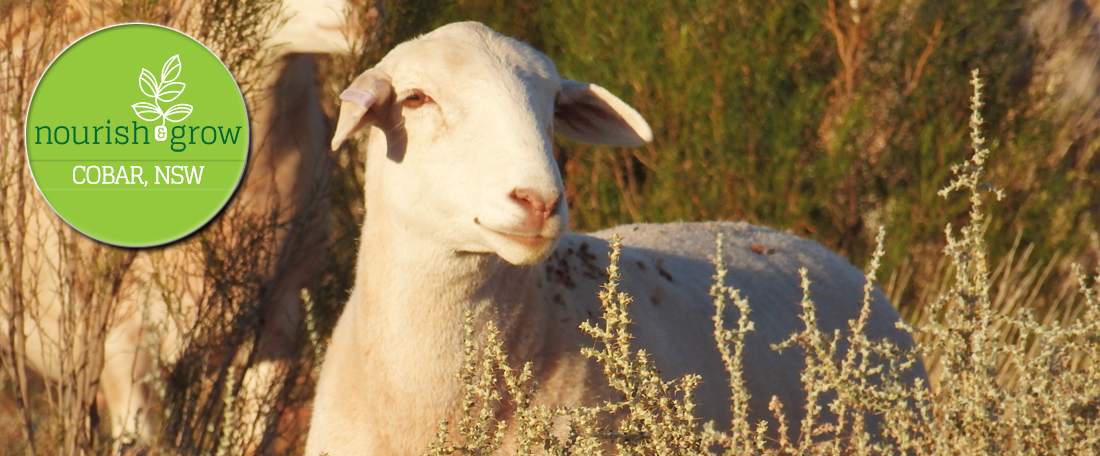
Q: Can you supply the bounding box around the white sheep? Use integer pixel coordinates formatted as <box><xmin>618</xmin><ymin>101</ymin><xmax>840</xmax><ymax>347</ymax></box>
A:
<box><xmin>307</xmin><ymin>21</ymin><xmax>922</xmax><ymax>455</ymax></box>
<box><xmin>0</xmin><ymin>0</ymin><xmax>356</xmax><ymax>451</ymax></box>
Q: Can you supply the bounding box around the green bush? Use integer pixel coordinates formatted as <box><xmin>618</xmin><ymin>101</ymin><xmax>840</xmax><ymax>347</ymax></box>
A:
<box><xmin>435</xmin><ymin>0</ymin><xmax>1100</xmax><ymax>318</ymax></box>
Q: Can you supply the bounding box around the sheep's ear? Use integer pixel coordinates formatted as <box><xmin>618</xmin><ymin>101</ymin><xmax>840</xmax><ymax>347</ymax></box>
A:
<box><xmin>554</xmin><ymin>80</ymin><xmax>653</xmax><ymax>147</ymax></box>
<box><xmin>331</xmin><ymin>69</ymin><xmax>393</xmax><ymax>150</ymax></box>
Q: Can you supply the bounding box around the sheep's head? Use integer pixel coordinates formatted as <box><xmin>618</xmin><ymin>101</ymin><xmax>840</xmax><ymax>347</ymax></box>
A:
<box><xmin>332</xmin><ymin>22</ymin><xmax>652</xmax><ymax>265</ymax></box>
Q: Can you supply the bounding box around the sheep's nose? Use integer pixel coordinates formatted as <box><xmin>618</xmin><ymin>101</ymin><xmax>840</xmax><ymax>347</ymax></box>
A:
<box><xmin>511</xmin><ymin>188</ymin><xmax>559</xmax><ymax>225</ymax></box>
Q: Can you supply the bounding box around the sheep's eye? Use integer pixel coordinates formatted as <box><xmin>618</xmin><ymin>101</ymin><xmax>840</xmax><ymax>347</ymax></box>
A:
<box><xmin>401</xmin><ymin>90</ymin><xmax>433</xmax><ymax>109</ymax></box>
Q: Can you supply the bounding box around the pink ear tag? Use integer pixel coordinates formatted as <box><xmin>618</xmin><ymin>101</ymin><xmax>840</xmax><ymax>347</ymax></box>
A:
<box><xmin>340</xmin><ymin>88</ymin><xmax>376</xmax><ymax>109</ymax></box>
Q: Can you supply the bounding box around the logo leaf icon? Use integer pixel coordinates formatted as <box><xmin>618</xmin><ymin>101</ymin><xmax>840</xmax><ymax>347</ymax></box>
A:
<box><xmin>134</xmin><ymin>55</ymin><xmax>193</xmax><ymax>127</ymax></box>
<box><xmin>132</xmin><ymin>102</ymin><xmax>163</xmax><ymax>121</ymax></box>
<box><xmin>161</xmin><ymin>54</ymin><xmax>182</xmax><ymax>84</ymax></box>
<box><xmin>157</xmin><ymin>81</ymin><xmax>186</xmax><ymax>102</ymax></box>
<box><xmin>139</xmin><ymin>68</ymin><xmax>159</xmax><ymax>98</ymax></box>
<box><xmin>163</xmin><ymin>104</ymin><xmax>193</xmax><ymax>123</ymax></box>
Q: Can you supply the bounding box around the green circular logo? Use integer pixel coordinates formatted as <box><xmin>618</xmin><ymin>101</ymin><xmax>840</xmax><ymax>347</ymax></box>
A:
<box><xmin>26</xmin><ymin>23</ymin><xmax>249</xmax><ymax>247</ymax></box>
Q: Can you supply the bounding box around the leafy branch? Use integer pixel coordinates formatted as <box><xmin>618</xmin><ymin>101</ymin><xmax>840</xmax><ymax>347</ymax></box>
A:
<box><xmin>132</xmin><ymin>54</ymin><xmax>194</xmax><ymax>126</ymax></box>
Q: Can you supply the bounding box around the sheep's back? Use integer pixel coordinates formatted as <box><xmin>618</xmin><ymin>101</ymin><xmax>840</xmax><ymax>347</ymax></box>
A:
<box><xmin>545</xmin><ymin>221</ymin><xmax>917</xmax><ymax>437</ymax></box>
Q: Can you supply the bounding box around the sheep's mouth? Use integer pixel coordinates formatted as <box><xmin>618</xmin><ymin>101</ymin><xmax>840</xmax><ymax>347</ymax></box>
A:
<box><xmin>474</xmin><ymin>218</ymin><xmax>554</xmax><ymax>247</ymax></box>
<box><xmin>497</xmin><ymin>232</ymin><xmax>548</xmax><ymax>246</ymax></box>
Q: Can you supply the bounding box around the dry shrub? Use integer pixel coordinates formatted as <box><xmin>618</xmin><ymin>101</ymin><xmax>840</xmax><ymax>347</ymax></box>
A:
<box><xmin>425</xmin><ymin>70</ymin><xmax>1100</xmax><ymax>455</ymax></box>
<box><xmin>1</xmin><ymin>3</ymin><xmax>136</xmax><ymax>454</ymax></box>
<box><xmin>0</xmin><ymin>1</ymin><xmax>331</xmax><ymax>454</ymax></box>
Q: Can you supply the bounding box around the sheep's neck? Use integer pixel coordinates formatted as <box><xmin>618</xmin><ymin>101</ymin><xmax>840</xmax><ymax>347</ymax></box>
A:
<box><xmin>350</xmin><ymin>217</ymin><xmax>551</xmax><ymax>412</ymax></box>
